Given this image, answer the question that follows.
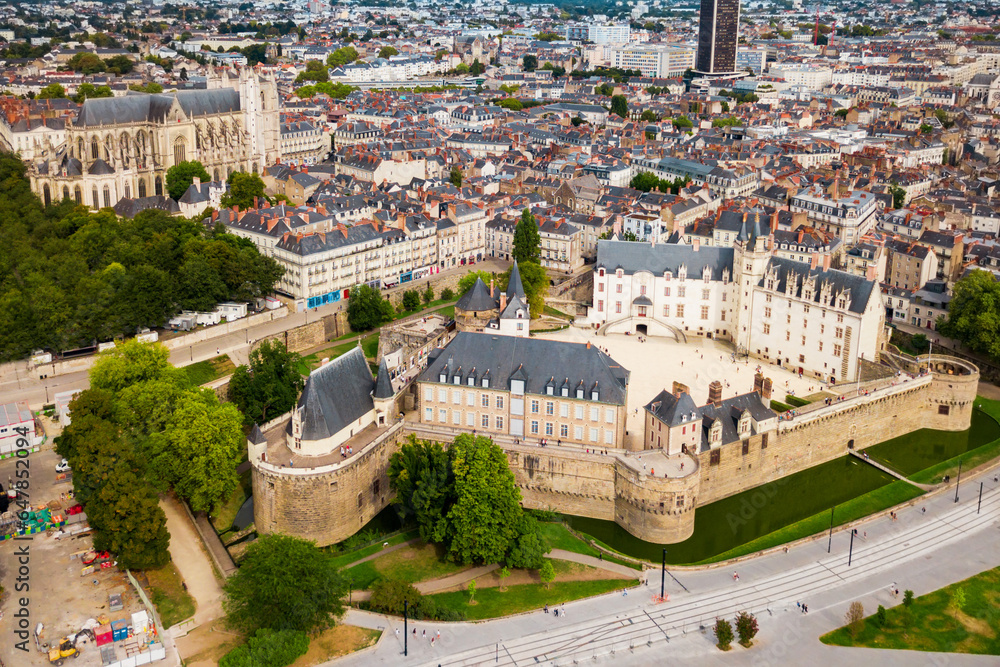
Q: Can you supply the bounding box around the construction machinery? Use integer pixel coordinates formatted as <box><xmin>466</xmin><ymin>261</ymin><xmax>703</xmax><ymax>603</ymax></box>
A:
<box><xmin>46</xmin><ymin>638</ymin><xmax>78</xmax><ymax>665</ymax></box>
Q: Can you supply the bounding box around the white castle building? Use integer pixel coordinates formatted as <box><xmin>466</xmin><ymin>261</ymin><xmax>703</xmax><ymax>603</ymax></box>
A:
<box><xmin>588</xmin><ymin>214</ymin><xmax>886</xmax><ymax>383</ymax></box>
<box><xmin>29</xmin><ymin>68</ymin><xmax>280</xmax><ymax>210</ymax></box>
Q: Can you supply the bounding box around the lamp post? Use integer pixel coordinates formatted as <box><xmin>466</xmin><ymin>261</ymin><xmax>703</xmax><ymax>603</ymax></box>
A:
<box><xmin>827</xmin><ymin>505</ymin><xmax>835</xmax><ymax>553</ymax></box>
<box><xmin>403</xmin><ymin>600</ymin><xmax>408</xmax><ymax>657</ymax></box>
<box><xmin>848</xmin><ymin>529</ymin><xmax>855</xmax><ymax>566</ymax></box>
<box><xmin>978</xmin><ymin>481</ymin><xmax>984</xmax><ymax>515</ymax></box>
<box><xmin>954</xmin><ymin>459</ymin><xmax>963</xmax><ymax>503</ymax></box>
<box><xmin>660</xmin><ymin>549</ymin><xmax>667</xmax><ymax>599</ymax></box>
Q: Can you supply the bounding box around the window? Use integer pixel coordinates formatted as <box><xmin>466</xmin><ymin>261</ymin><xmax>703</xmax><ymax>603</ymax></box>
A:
<box><xmin>837</xmin><ymin>313</ymin><xmax>844</xmax><ymax>323</ymax></box>
<box><xmin>496</xmin><ymin>416</ymin><xmax>504</xmax><ymax>430</ymax></box>
<box><xmin>496</xmin><ymin>396</ymin><xmax>504</xmax><ymax>410</ymax></box>
<box><xmin>598</xmin><ymin>300</ymin><xmax>604</xmax><ymax>312</ymax></box>
<box><xmin>598</xmin><ymin>282</ymin><xmax>604</xmax><ymax>292</ymax></box>
<box><xmin>761</xmin><ymin>433</ymin><xmax>768</xmax><ymax>449</ymax></box>
<box><xmin>575</xmin><ymin>425</ymin><xmax>584</xmax><ymax>439</ymax></box>
<box><xmin>722</xmin><ymin>292</ymin><xmax>728</xmax><ymax>302</ymax></box>
<box><xmin>545</xmin><ymin>422</ymin><xmax>554</xmax><ymax>436</ymax></box>
<box><xmin>438</xmin><ymin>388</ymin><xmax>447</xmax><ymax>402</ymax></box>
<box><xmin>590</xmin><ymin>427</ymin><xmax>599</xmax><ymax>441</ymax></box>
<box><xmin>702</xmin><ymin>289</ymin><xmax>710</xmax><ymax>300</ymax></box>
<box><xmin>938</xmin><ymin>404</ymin><xmax>950</xmax><ymax>415</ymax></box>
<box><xmin>664</xmin><ymin>286</ymin><xmax>671</xmax><ymax>297</ymax></box>
<box><xmin>424</xmin><ymin>386</ymin><xmax>433</xmax><ymax>401</ymax></box>
<box><xmin>616</xmin><ymin>283</ymin><xmax>623</xmax><ymax>293</ymax></box>
<box><xmin>710</xmin><ymin>449</ymin><xmax>721</xmax><ymax>466</ymax></box>
<box><xmin>663</xmin><ymin>305</ymin><xmax>670</xmax><ymax>317</ymax></box>
<box><xmin>765</xmin><ymin>307</ymin><xmax>772</xmax><ymax>318</ymax></box>
<box><xmin>742</xmin><ymin>441</ymin><xmax>749</xmax><ymax>455</ymax></box>
<box><xmin>605</xmin><ymin>409</ymin><xmax>614</xmax><ymax>424</ymax></box>
<box><xmin>453</xmin><ymin>410</ymin><xmax>461</xmax><ymax>425</ymax></box>
<box><xmin>467</xmin><ymin>412</ymin><xmax>475</xmax><ymax>426</ymax></box>
<box><xmin>835</xmin><ymin>327</ymin><xmax>844</xmax><ymax>338</ymax></box>
<box><xmin>801</xmin><ymin>336</ymin><xmax>807</xmax><ymax>346</ymax></box>
<box><xmin>575</xmin><ymin>405</ymin><xmax>584</xmax><ymax>420</ymax></box>
<box><xmin>467</xmin><ymin>392</ymin><xmax>475</xmax><ymax>406</ymax></box>
<box><xmin>546</xmin><ymin>402</ymin><xmax>554</xmax><ymax>415</ymax></box>
<box><xmin>640</xmin><ymin>285</ymin><xmax>647</xmax><ymax>296</ymax></box>
<box><xmin>560</xmin><ymin>403</ymin><xmax>569</xmax><ymax>418</ymax></box>
<box><xmin>678</xmin><ymin>286</ymin><xmax>686</xmax><ymax>298</ymax></box>
<box><xmin>701</xmin><ymin>306</ymin><xmax>709</xmax><ymax>320</ymax></box>
<box><xmin>763</xmin><ymin>324</ymin><xmax>771</xmax><ymax>334</ymax></box>
<box><xmin>604</xmin><ymin>429</ymin><xmax>614</xmax><ymax>444</ymax></box>
<box><xmin>590</xmin><ymin>407</ymin><xmax>599</xmax><ymax>421</ymax></box>
<box><xmin>438</xmin><ymin>409</ymin><xmax>447</xmax><ymax>422</ymax></box>
<box><xmin>453</xmin><ymin>390</ymin><xmax>461</xmax><ymax>405</ymax></box>
<box><xmin>833</xmin><ymin>344</ymin><xmax>842</xmax><ymax>357</ymax></box>
<box><xmin>482</xmin><ymin>394</ymin><xmax>490</xmax><ymax>407</ymax></box>
<box><xmin>799</xmin><ymin>354</ymin><xmax>805</xmax><ymax>363</ymax></box>
<box><xmin>676</xmin><ymin>304</ymin><xmax>685</xmax><ymax>317</ymax></box>
<box><xmin>615</xmin><ymin>301</ymin><xmax>622</xmax><ymax>314</ymax></box>
<box><xmin>818</xmin><ymin>341</ymin><xmax>824</xmax><ymax>352</ymax></box>
<box><xmin>531</xmin><ymin>400</ymin><xmax>539</xmax><ymax>413</ymax></box>
<box><xmin>531</xmin><ymin>421</ymin><xmax>539</xmax><ymax>434</ymax></box>
<box><xmin>482</xmin><ymin>414</ymin><xmax>490</xmax><ymax>428</ymax></box>
<box><xmin>425</xmin><ymin>407</ymin><xmax>433</xmax><ymax>421</ymax></box>
<box><xmin>560</xmin><ymin>424</ymin><xmax>568</xmax><ymax>437</ymax></box>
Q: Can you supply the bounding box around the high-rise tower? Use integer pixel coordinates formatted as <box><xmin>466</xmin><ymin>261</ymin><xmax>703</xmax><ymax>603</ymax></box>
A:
<box><xmin>695</xmin><ymin>0</ymin><xmax>740</xmax><ymax>75</ymax></box>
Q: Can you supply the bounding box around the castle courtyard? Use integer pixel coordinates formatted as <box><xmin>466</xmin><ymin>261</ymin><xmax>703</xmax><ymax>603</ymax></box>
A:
<box><xmin>535</xmin><ymin>327</ymin><xmax>829</xmax><ymax>450</ymax></box>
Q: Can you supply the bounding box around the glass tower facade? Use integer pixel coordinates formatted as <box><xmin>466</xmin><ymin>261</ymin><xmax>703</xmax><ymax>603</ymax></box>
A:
<box><xmin>695</xmin><ymin>0</ymin><xmax>740</xmax><ymax>74</ymax></box>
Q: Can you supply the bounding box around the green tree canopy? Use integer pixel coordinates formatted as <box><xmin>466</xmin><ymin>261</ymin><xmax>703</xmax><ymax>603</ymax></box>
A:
<box><xmin>512</xmin><ymin>208</ymin><xmax>541</xmax><ymax>265</ymax></box>
<box><xmin>295</xmin><ymin>59</ymin><xmax>328</xmax><ymax>83</ymax></box>
<box><xmin>639</xmin><ymin>109</ymin><xmax>659</xmax><ymax>122</ymax></box>
<box><xmin>610</xmin><ymin>94</ymin><xmax>628</xmax><ymax>119</ymax></box>
<box><xmin>228</xmin><ymin>340</ymin><xmax>305</xmax><ymax>426</ymax></box>
<box><xmin>223</xmin><ymin>534</ymin><xmax>347</xmax><ymax>633</ymax></box>
<box><xmin>470</xmin><ymin>59</ymin><xmax>485</xmax><ymax>76</ymax></box>
<box><xmin>91</xmin><ymin>339</ymin><xmax>174</xmax><ymax>394</ymax></box>
<box><xmin>377</xmin><ymin>45</ymin><xmax>399</xmax><ymax>58</ymax></box>
<box><xmin>346</xmin><ymin>284</ymin><xmax>395</xmax><ymax>331</ymax></box>
<box><xmin>327</xmin><ymin>46</ymin><xmax>359</xmax><ymax>67</ymax></box>
<box><xmin>450</xmin><ymin>166</ymin><xmax>463</xmax><ymax>188</ymax></box>
<box><xmin>523</xmin><ymin>54</ymin><xmax>537</xmax><ymax>72</ymax></box>
<box><xmin>221</xmin><ymin>172</ymin><xmax>268</xmax><ymax>209</ymax></box>
<box><xmin>37</xmin><ymin>83</ymin><xmax>67</xmax><ymax>99</ymax></box>
<box><xmin>888</xmin><ymin>183</ymin><xmax>906</xmax><ymax>209</ymax></box>
<box><xmin>457</xmin><ymin>270</ymin><xmax>496</xmax><ymax>296</ymax></box>
<box><xmin>219</xmin><ymin>629</ymin><xmax>309</xmax><ymax>667</ymax></box>
<box><xmin>68</xmin><ymin>52</ymin><xmax>105</xmax><ymax>74</ymax></box>
<box><xmin>87</xmin><ymin>463</ymin><xmax>171</xmax><ymax>570</ymax></box>
<box><xmin>938</xmin><ymin>270</ymin><xmax>1000</xmax><ymax>361</ymax></box>
<box><xmin>388</xmin><ymin>435</ymin><xmax>454</xmax><ymax>542</ymax></box>
<box><xmin>166</xmin><ymin>160</ymin><xmax>210</xmax><ymax>200</ymax></box>
<box><xmin>103</xmin><ymin>55</ymin><xmax>134</xmax><ymax>75</ymax></box>
<box><xmin>74</xmin><ymin>83</ymin><xmax>114</xmax><ymax>103</ymax></box>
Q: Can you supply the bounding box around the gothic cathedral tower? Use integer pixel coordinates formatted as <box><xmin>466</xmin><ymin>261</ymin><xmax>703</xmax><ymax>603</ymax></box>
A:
<box><xmin>237</xmin><ymin>68</ymin><xmax>281</xmax><ymax>172</ymax></box>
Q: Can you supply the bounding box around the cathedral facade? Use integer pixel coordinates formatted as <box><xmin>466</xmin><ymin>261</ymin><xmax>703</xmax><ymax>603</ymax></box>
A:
<box><xmin>29</xmin><ymin>68</ymin><xmax>280</xmax><ymax>210</ymax></box>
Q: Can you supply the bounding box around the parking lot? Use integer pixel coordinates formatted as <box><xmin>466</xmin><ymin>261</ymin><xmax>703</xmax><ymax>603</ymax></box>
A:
<box><xmin>0</xmin><ymin>444</ymin><xmax>169</xmax><ymax>667</ymax></box>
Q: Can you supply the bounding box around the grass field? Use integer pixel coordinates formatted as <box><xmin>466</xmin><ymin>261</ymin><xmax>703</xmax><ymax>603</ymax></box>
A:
<box><xmin>536</xmin><ymin>521</ymin><xmax>642</xmax><ymax>570</ymax></box>
<box><xmin>821</xmin><ymin>565</ymin><xmax>1000</xmax><ymax>655</ymax></box>
<box><xmin>296</xmin><ymin>333</ymin><xmax>380</xmax><ymax>375</ymax></box>
<box><xmin>426</xmin><ymin>576</ymin><xmax>636</xmax><ymax>621</ymax></box>
<box><xmin>343</xmin><ymin>541</ymin><xmax>468</xmax><ymax>590</ymax></box>
<box><xmin>568</xmin><ymin>454</ymin><xmax>902</xmax><ymax>564</ymax></box>
<box><xmin>865</xmin><ymin>405</ymin><xmax>1000</xmax><ymax>477</ymax></box>
<box><xmin>182</xmin><ymin>354</ymin><xmax>235</xmax><ymax>386</ymax></box>
<box><xmin>146</xmin><ymin>561</ymin><xmax>197</xmax><ymax>629</ymax></box>
<box><xmin>328</xmin><ymin>530</ymin><xmax>419</xmax><ymax>570</ymax></box>
<box><xmin>289</xmin><ymin>626</ymin><xmax>382</xmax><ymax>666</ymax></box>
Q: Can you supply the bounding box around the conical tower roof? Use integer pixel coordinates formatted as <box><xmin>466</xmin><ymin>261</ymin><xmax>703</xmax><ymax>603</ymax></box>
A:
<box><xmin>373</xmin><ymin>357</ymin><xmax>394</xmax><ymax>400</ymax></box>
<box><xmin>507</xmin><ymin>260</ymin><xmax>527</xmax><ymax>301</ymax></box>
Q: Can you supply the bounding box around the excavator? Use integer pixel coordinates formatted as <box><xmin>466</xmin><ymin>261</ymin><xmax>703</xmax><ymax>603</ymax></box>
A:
<box><xmin>47</xmin><ymin>637</ymin><xmax>79</xmax><ymax>665</ymax></box>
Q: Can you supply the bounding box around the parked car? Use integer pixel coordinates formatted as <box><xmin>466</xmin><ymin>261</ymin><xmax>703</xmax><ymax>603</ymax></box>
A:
<box><xmin>55</xmin><ymin>459</ymin><xmax>71</xmax><ymax>473</ymax></box>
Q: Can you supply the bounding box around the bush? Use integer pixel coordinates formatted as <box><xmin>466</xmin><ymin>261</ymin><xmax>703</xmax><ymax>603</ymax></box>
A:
<box><xmin>368</xmin><ymin>578</ymin><xmax>422</xmax><ymax>616</ymax></box>
<box><xmin>735</xmin><ymin>611</ymin><xmax>758</xmax><ymax>647</ymax></box>
<box><xmin>874</xmin><ymin>605</ymin><xmax>888</xmax><ymax>628</ymax></box>
<box><xmin>441</xmin><ymin>287</ymin><xmax>455</xmax><ymax>301</ymax></box>
<box><xmin>785</xmin><ymin>394</ymin><xmax>810</xmax><ymax>407</ymax></box>
<box><xmin>770</xmin><ymin>400</ymin><xmax>792</xmax><ymax>413</ymax></box>
<box><xmin>911</xmin><ymin>333</ymin><xmax>930</xmax><ymax>353</ymax></box>
<box><xmin>903</xmin><ymin>589</ymin><xmax>914</xmax><ymax>607</ymax></box>
<box><xmin>714</xmin><ymin>617</ymin><xmax>734</xmax><ymax>650</ymax></box>
<box><xmin>402</xmin><ymin>290</ymin><xmax>421</xmax><ymax>311</ymax></box>
<box><xmin>422</xmin><ymin>284</ymin><xmax>434</xmax><ymax>305</ymax></box>
<box><xmin>219</xmin><ymin>628</ymin><xmax>309</xmax><ymax>667</ymax></box>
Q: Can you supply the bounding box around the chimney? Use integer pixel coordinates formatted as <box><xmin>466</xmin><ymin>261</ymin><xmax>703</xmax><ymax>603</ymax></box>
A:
<box><xmin>823</xmin><ymin>254</ymin><xmax>831</xmax><ymax>271</ymax></box>
<box><xmin>672</xmin><ymin>381</ymin><xmax>689</xmax><ymax>397</ymax></box>
<box><xmin>193</xmin><ymin>176</ymin><xmax>201</xmax><ymax>187</ymax></box>
<box><xmin>810</xmin><ymin>253</ymin><xmax>819</xmax><ymax>270</ymax></box>
<box><xmin>761</xmin><ymin>377</ymin><xmax>773</xmax><ymax>401</ymax></box>
<box><xmin>397</xmin><ymin>212</ymin><xmax>407</xmax><ymax>229</ymax></box>
<box><xmin>693</xmin><ymin>237</ymin><xmax>700</xmax><ymax>252</ymax></box>
<box><xmin>586</xmin><ymin>341</ymin><xmax>591</xmax><ymax>349</ymax></box>
<box><xmin>708</xmin><ymin>380</ymin><xmax>723</xmax><ymax>407</ymax></box>
<box><xmin>753</xmin><ymin>372</ymin><xmax>764</xmax><ymax>395</ymax></box>
<box><xmin>211</xmin><ymin>210</ymin><xmax>219</xmax><ymax>221</ymax></box>
<box><xmin>500</xmin><ymin>291</ymin><xmax>507</xmax><ymax>313</ymax></box>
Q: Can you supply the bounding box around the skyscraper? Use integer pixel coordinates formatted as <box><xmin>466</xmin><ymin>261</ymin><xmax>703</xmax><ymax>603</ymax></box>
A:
<box><xmin>695</xmin><ymin>0</ymin><xmax>741</xmax><ymax>75</ymax></box>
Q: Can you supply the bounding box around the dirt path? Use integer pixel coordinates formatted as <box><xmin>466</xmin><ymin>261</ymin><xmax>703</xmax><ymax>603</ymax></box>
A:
<box><xmin>548</xmin><ymin>549</ymin><xmax>645</xmax><ymax>579</ymax></box>
<box><xmin>342</xmin><ymin>538</ymin><xmax>421</xmax><ymax>570</ymax></box>
<box><xmin>160</xmin><ymin>495</ymin><xmax>224</xmax><ymax>627</ymax></box>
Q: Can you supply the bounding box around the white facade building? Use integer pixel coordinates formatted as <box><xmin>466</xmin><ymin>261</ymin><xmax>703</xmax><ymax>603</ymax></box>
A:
<box><xmin>606</xmin><ymin>44</ymin><xmax>696</xmax><ymax>78</ymax></box>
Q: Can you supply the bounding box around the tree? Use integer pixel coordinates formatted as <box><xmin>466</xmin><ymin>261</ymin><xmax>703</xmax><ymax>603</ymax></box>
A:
<box><xmin>938</xmin><ymin>270</ymin><xmax>1000</xmax><ymax>361</ymax></box>
<box><xmin>164</xmin><ymin>391</ymin><xmax>244</xmax><ymax>512</ymax></box>
<box><xmin>501</xmin><ymin>261</ymin><xmax>547</xmax><ymax>316</ymax></box>
<box><xmin>672</xmin><ymin>115</ymin><xmax>693</xmax><ymax>130</ymax></box>
<box><xmin>512</xmin><ymin>209</ymin><xmax>541</xmax><ymax>265</ymax></box>
<box><xmin>223</xmin><ymin>534</ymin><xmax>347</xmax><ymax>634</ymax></box>
<box><xmin>378</xmin><ymin>45</ymin><xmax>399</xmax><ymax>59</ymax></box>
<box><xmin>347</xmin><ymin>284</ymin><xmax>395</xmax><ymax>331</ymax></box>
<box><xmin>834</xmin><ymin>108</ymin><xmax>850</xmax><ymax>118</ymax></box>
<box><xmin>735</xmin><ymin>611</ymin><xmax>758</xmax><ymax>647</ymax></box>
<box><xmin>129</xmin><ymin>82</ymin><xmax>163</xmax><ymax>94</ymax></box>
<box><xmin>874</xmin><ymin>604</ymin><xmax>888</xmax><ymax>628</ymax></box>
<box><xmin>221</xmin><ymin>172</ymin><xmax>267</xmax><ymax>209</ymax></box>
<box><xmin>610</xmin><ymin>95</ymin><xmax>628</xmax><ymax>119</ymax></box>
<box><xmin>470</xmin><ymin>59</ymin><xmax>484</xmax><ymax>76</ymax></box>
<box><xmin>467</xmin><ymin>579</ymin><xmax>477</xmax><ymax>604</ymax></box>
<box><xmin>219</xmin><ymin>629</ymin><xmax>309</xmax><ymax>667</ymax></box>
<box><xmin>74</xmin><ymin>83</ymin><xmax>113</xmax><ymax>103</ymax></box>
<box><xmin>166</xmin><ymin>160</ymin><xmax>211</xmax><ymax>200</ymax></box>
<box><xmin>368</xmin><ymin>578</ymin><xmax>423</xmax><ymax>615</ymax></box>
<box><xmin>388</xmin><ymin>435</ymin><xmax>454</xmax><ymax>543</ymax></box>
<box><xmin>87</xmin><ymin>464</ymin><xmax>171</xmax><ymax>570</ymax></box>
<box><xmin>498</xmin><ymin>566</ymin><xmax>510</xmax><ymax>592</ymax></box>
<box><xmin>36</xmin><ymin>83</ymin><xmax>66</xmax><ymax>99</ymax></box>
<box><xmin>295</xmin><ymin>59</ymin><xmax>328</xmax><ymax>83</ymax></box>
<box><xmin>595</xmin><ymin>82</ymin><xmax>615</xmax><ymax>97</ymax></box>
<box><xmin>104</xmin><ymin>55</ymin><xmax>135</xmax><ymax>75</ymax></box>
<box><xmin>91</xmin><ymin>339</ymin><xmax>173</xmax><ymax>394</ymax></box>
<box><xmin>422</xmin><ymin>284</ymin><xmax>434</xmax><ymax>305</ymax></box>
<box><xmin>846</xmin><ymin>601</ymin><xmax>865</xmax><ymax>638</ymax></box>
<box><xmin>402</xmin><ymin>289</ymin><xmax>421</xmax><ymax>311</ymax></box>
<box><xmin>919</xmin><ymin>123</ymin><xmax>934</xmax><ymax>135</ymax></box>
<box><xmin>888</xmin><ymin>182</ymin><xmax>906</xmax><ymax>209</ymax></box>
<box><xmin>457</xmin><ymin>270</ymin><xmax>494</xmax><ymax>296</ymax></box>
<box><xmin>455</xmin><ymin>62</ymin><xmax>469</xmax><ymax>74</ymax></box>
<box><xmin>910</xmin><ymin>333</ymin><xmax>930</xmax><ymax>353</ymax></box>
<box><xmin>539</xmin><ymin>560</ymin><xmax>555</xmax><ymax>589</ymax></box>
<box><xmin>441</xmin><ymin>287</ymin><xmax>454</xmax><ymax>301</ymax></box>
<box><xmin>444</xmin><ymin>434</ymin><xmax>525</xmax><ymax>565</ymax></box>
<box><xmin>228</xmin><ymin>340</ymin><xmax>305</xmax><ymax>427</ymax></box>
<box><xmin>328</xmin><ymin>46</ymin><xmax>359</xmax><ymax>67</ymax></box>
<box><xmin>523</xmin><ymin>54</ymin><xmax>538</xmax><ymax>72</ymax></box>
<box><xmin>714</xmin><ymin>618</ymin><xmax>734</xmax><ymax>650</ymax></box>
<box><xmin>639</xmin><ymin>109</ymin><xmax>658</xmax><ymax>122</ymax></box>
<box><xmin>903</xmin><ymin>590</ymin><xmax>914</xmax><ymax>607</ymax></box>
<box><xmin>68</xmin><ymin>52</ymin><xmax>105</xmax><ymax>74</ymax></box>
<box><xmin>450</xmin><ymin>167</ymin><xmax>463</xmax><ymax>188</ymax></box>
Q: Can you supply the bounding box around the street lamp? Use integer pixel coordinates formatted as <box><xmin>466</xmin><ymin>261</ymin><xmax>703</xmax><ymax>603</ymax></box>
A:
<box><xmin>660</xmin><ymin>549</ymin><xmax>667</xmax><ymax>599</ymax></box>
<box><xmin>827</xmin><ymin>505</ymin><xmax>835</xmax><ymax>553</ymax></box>
<box><xmin>403</xmin><ymin>599</ymin><xmax>408</xmax><ymax>657</ymax></box>
<box><xmin>954</xmin><ymin>459</ymin><xmax>963</xmax><ymax>503</ymax></box>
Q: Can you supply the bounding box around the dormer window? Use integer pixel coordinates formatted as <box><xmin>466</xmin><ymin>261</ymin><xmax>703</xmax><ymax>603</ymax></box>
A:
<box><xmin>598</xmin><ymin>268</ymin><xmax>605</xmax><ymax>277</ymax></box>
<box><xmin>577</xmin><ymin>388</ymin><xmax>584</xmax><ymax>399</ymax></box>
<box><xmin>616</xmin><ymin>269</ymin><xmax>623</xmax><ymax>278</ymax></box>
<box><xmin>439</xmin><ymin>373</ymin><xmax>447</xmax><ymax>382</ymax></box>
<box><xmin>561</xmin><ymin>387</ymin><xmax>568</xmax><ymax>397</ymax></box>
<box><xmin>468</xmin><ymin>376</ymin><xmax>475</xmax><ymax>386</ymax></box>
<box><xmin>591</xmin><ymin>390</ymin><xmax>599</xmax><ymax>401</ymax></box>
<box><xmin>453</xmin><ymin>375</ymin><xmax>461</xmax><ymax>385</ymax></box>
<box><xmin>547</xmin><ymin>386</ymin><xmax>554</xmax><ymax>395</ymax></box>
<box><xmin>482</xmin><ymin>377</ymin><xmax>490</xmax><ymax>388</ymax></box>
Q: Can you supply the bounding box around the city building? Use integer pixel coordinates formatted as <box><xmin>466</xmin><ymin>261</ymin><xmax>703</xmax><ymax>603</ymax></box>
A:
<box><xmin>565</xmin><ymin>23</ymin><xmax>631</xmax><ymax>44</ymax></box>
<box><xmin>695</xmin><ymin>0</ymin><xmax>741</xmax><ymax>75</ymax></box>
<box><xmin>788</xmin><ymin>183</ymin><xmax>881</xmax><ymax>246</ymax></box>
<box><xmin>606</xmin><ymin>44</ymin><xmax>696</xmax><ymax>79</ymax></box>
<box><xmin>454</xmin><ymin>261</ymin><xmax>531</xmax><ymax>337</ymax></box>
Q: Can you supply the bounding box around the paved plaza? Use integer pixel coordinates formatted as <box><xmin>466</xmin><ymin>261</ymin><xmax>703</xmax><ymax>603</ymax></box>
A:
<box><xmin>537</xmin><ymin>327</ymin><xmax>826</xmax><ymax>449</ymax></box>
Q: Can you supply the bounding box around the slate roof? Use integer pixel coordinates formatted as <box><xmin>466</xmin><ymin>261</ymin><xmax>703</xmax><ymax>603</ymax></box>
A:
<box><xmin>74</xmin><ymin>89</ymin><xmax>240</xmax><ymax>127</ymax></box>
<box><xmin>645</xmin><ymin>389</ymin><xmax>775</xmax><ymax>451</ymax></box>
<box><xmin>762</xmin><ymin>257</ymin><xmax>876</xmax><ymax>314</ymax></box>
<box><xmin>507</xmin><ymin>260</ymin><xmax>527</xmax><ymax>301</ymax></box>
<box><xmin>293</xmin><ymin>346</ymin><xmax>375</xmax><ymax>441</ymax></box>
<box><xmin>596</xmin><ymin>239</ymin><xmax>734</xmax><ymax>277</ymax></box>
<box><xmin>417</xmin><ymin>332</ymin><xmax>629</xmax><ymax>406</ymax></box>
<box><xmin>373</xmin><ymin>358</ymin><xmax>395</xmax><ymax>400</ymax></box>
<box><xmin>456</xmin><ymin>277</ymin><xmax>498</xmax><ymax>312</ymax></box>
<box><xmin>112</xmin><ymin>195</ymin><xmax>180</xmax><ymax>219</ymax></box>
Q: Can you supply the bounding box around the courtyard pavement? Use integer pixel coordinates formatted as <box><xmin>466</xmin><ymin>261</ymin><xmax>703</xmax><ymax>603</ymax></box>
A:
<box><xmin>328</xmin><ymin>464</ymin><xmax>1000</xmax><ymax>666</ymax></box>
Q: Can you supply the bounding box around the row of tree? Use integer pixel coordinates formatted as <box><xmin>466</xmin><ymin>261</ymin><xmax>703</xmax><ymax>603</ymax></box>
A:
<box><xmin>629</xmin><ymin>172</ymin><xmax>692</xmax><ymax>194</ymax></box>
<box><xmin>0</xmin><ymin>155</ymin><xmax>282</xmax><ymax>361</ymax></box>
<box><xmin>56</xmin><ymin>341</ymin><xmax>245</xmax><ymax>568</ymax></box>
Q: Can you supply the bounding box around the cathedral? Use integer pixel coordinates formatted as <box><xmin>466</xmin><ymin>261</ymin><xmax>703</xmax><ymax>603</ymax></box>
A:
<box><xmin>29</xmin><ymin>68</ymin><xmax>280</xmax><ymax>210</ymax></box>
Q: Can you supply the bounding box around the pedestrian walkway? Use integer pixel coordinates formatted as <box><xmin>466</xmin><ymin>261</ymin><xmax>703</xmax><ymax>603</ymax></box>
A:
<box><xmin>547</xmin><ymin>549</ymin><xmax>644</xmax><ymax>580</ymax></box>
<box><xmin>849</xmin><ymin>450</ymin><xmax>936</xmax><ymax>491</ymax></box>
<box><xmin>341</xmin><ymin>538</ymin><xmax>421</xmax><ymax>570</ymax></box>
<box><xmin>351</xmin><ymin>563</ymin><xmax>499</xmax><ymax>602</ymax></box>
<box><xmin>159</xmin><ymin>496</ymin><xmax>224</xmax><ymax>630</ymax></box>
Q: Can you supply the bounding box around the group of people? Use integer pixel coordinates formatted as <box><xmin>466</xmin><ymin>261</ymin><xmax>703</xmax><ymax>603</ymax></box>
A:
<box><xmin>339</xmin><ymin>445</ymin><xmax>354</xmax><ymax>457</ymax></box>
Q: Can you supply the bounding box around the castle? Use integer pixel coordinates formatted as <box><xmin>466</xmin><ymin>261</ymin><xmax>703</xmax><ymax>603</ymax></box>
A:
<box><xmin>28</xmin><ymin>68</ymin><xmax>280</xmax><ymax>210</ymax></box>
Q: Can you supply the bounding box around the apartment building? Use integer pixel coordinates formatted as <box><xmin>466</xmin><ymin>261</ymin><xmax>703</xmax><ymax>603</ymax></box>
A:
<box><xmin>606</xmin><ymin>44</ymin><xmax>696</xmax><ymax>78</ymax></box>
<box><xmin>789</xmin><ymin>183</ymin><xmax>881</xmax><ymax>246</ymax></box>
